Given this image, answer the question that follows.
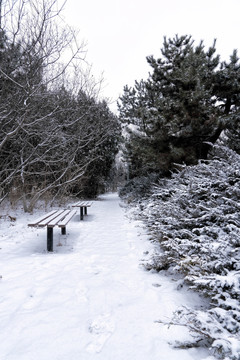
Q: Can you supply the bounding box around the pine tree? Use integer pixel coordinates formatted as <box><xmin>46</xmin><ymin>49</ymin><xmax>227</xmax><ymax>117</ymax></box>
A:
<box><xmin>214</xmin><ymin>50</ymin><xmax>240</xmax><ymax>153</ymax></box>
<box><xmin>118</xmin><ymin>35</ymin><xmax>226</xmax><ymax>177</ymax></box>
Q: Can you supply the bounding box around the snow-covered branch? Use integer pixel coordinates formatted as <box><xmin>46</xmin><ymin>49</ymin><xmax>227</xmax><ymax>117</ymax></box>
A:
<box><xmin>122</xmin><ymin>145</ymin><xmax>240</xmax><ymax>359</ymax></box>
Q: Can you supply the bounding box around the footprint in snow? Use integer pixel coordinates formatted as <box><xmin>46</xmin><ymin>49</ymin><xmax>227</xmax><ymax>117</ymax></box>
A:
<box><xmin>86</xmin><ymin>313</ymin><xmax>115</xmax><ymax>353</ymax></box>
<box><xmin>75</xmin><ymin>285</ymin><xmax>88</xmax><ymax>303</ymax></box>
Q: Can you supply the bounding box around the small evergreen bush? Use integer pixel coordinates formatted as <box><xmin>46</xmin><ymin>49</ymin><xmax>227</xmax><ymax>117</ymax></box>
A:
<box><xmin>126</xmin><ymin>145</ymin><xmax>240</xmax><ymax>359</ymax></box>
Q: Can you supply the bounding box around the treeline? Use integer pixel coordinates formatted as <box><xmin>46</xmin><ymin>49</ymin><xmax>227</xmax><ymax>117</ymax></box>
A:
<box><xmin>118</xmin><ymin>35</ymin><xmax>240</xmax><ymax>178</ymax></box>
<box><xmin>0</xmin><ymin>0</ymin><xmax>120</xmax><ymax>212</ymax></box>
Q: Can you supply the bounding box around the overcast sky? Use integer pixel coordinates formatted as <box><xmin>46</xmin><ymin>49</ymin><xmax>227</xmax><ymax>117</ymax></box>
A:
<box><xmin>64</xmin><ymin>0</ymin><xmax>240</xmax><ymax>112</ymax></box>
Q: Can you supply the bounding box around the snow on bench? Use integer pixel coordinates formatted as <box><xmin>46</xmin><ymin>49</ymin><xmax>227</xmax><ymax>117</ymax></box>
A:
<box><xmin>28</xmin><ymin>209</ymin><xmax>76</xmax><ymax>252</ymax></box>
<box><xmin>72</xmin><ymin>201</ymin><xmax>93</xmax><ymax>220</ymax></box>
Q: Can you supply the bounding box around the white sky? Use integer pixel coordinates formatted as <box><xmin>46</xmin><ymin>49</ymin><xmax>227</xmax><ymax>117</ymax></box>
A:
<box><xmin>64</xmin><ymin>0</ymin><xmax>240</xmax><ymax>112</ymax></box>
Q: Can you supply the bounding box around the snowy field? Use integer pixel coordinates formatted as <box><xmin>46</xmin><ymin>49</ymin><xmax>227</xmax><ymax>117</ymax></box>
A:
<box><xmin>0</xmin><ymin>193</ymin><xmax>215</xmax><ymax>360</ymax></box>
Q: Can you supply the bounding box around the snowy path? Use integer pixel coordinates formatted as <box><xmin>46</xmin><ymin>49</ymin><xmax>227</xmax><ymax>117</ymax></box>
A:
<box><xmin>0</xmin><ymin>193</ymin><xmax>212</xmax><ymax>360</ymax></box>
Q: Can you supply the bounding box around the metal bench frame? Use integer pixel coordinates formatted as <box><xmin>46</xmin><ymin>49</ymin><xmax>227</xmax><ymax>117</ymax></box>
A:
<box><xmin>28</xmin><ymin>209</ymin><xmax>76</xmax><ymax>251</ymax></box>
<box><xmin>72</xmin><ymin>201</ymin><xmax>93</xmax><ymax>220</ymax></box>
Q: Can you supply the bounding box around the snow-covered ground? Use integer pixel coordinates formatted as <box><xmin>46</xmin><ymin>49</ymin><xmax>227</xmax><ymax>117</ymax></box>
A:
<box><xmin>0</xmin><ymin>193</ymin><xmax>215</xmax><ymax>360</ymax></box>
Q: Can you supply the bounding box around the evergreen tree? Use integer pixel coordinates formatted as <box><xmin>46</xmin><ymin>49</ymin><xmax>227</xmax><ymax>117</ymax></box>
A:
<box><xmin>72</xmin><ymin>95</ymin><xmax>121</xmax><ymax>198</ymax></box>
<box><xmin>118</xmin><ymin>35</ymin><xmax>228</xmax><ymax>177</ymax></box>
<box><xmin>214</xmin><ymin>50</ymin><xmax>240</xmax><ymax>153</ymax></box>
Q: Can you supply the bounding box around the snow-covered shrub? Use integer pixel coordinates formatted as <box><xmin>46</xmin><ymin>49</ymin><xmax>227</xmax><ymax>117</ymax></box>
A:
<box><xmin>119</xmin><ymin>173</ymin><xmax>159</xmax><ymax>202</ymax></box>
<box><xmin>128</xmin><ymin>145</ymin><xmax>240</xmax><ymax>359</ymax></box>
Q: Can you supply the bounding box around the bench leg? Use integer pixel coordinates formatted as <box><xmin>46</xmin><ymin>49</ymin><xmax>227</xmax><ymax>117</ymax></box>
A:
<box><xmin>84</xmin><ymin>206</ymin><xmax>87</xmax><ymax>215</ymax></box>
<box><xmin>47</xmin><ymin>227</ymin><xmax>53</xmax><ymax>252</ymax></box>
<box><xmin>61</xmin><ymin>227</ymin><xmax>66</xmax><ymax>235</ymax></box>
<box><xmin>80</xmin><ymin>207</ymin><xmax>84</xmax><ymax>220</ymax></box>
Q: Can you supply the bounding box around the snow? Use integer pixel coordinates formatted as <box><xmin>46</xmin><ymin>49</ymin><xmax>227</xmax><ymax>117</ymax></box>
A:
<box><xmin>0</xmin><ymin>193</ymin><xmax>214</xmax><ymax>360</ymax></box>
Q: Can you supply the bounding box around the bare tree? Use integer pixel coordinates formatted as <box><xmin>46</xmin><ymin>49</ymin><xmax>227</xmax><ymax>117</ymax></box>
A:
<box><xmin>0</xmin><ymin>0</ymin><xmax>120</xmax><ymax>211</ymax></box>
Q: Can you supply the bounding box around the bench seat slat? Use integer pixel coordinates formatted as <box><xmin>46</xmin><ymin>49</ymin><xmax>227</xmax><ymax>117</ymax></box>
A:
<box><xmin>47</xmin><ymin>210</ymin><xmax>71</xmax><ymax>227</ymax></box>
<box><xmin>58</xmin><ymin>210</ymin><xmax>76</xmax><ymax>227</ymax></box>
<box><xmin>38</xmin><ymin>210</ymin><xmax>66</xmax><ymax>227</ymax></box>
<box><xmin>28</xmin><ymin>210</ymin><xmax>58</xmax><ymax>227</ymax></box>
<box><xmin>84</xmin><ymin>202</ymin><xmax>92</xmax><ymax>206</ymax></box>
<box><xmin>72</xmin><ymin>201</ymin><xmax>92</xmax><ymax>207</ymax></box>
<box><xmin>72</xmin><ymin>201</ymin><xmax>84</xmax><ymax>207</ymax></box>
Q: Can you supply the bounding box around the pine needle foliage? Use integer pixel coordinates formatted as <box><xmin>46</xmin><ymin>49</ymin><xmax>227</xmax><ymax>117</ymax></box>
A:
<box><xmin>125</xmin><ymin>145</ymin><xmax>240</xmax><ymax>359</ymax></box>
<box><xmin>118</xmin><ymin>35</ymin><xmax>240</xmax><ymax>178</ymax></box>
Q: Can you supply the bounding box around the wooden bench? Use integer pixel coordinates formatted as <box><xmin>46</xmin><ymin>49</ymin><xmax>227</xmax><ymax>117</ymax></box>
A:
<box><xmin>72</xmin><ymin>201</ymin><xmax>93</xmax><ymax>220</ymax></box>
<box><xmin>28</xmin><ymin>209</ymin><xmax>76</xmax><ymax>252</ymax></box>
